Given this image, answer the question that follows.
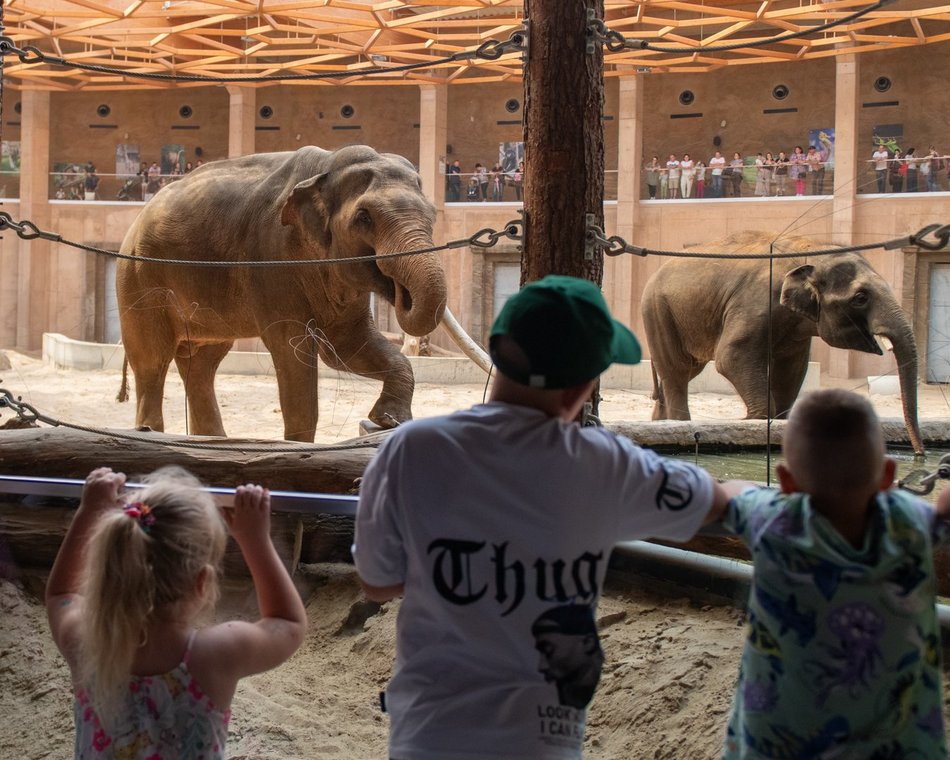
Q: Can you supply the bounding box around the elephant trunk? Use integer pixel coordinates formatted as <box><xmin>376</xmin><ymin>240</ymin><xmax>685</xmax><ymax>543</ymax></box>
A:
<box><xmin>376</xmin><ymin>230</ymin><xmax>447</xmax><ymax>336</ymax></box>
<box><xmin>875</xmin><ymin>311</ymin><xmax>924</xmax><ymax>455</ymax></box>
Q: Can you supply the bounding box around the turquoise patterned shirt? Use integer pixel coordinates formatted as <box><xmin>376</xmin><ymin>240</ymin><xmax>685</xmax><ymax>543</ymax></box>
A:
<box><xmin>722</xmin><ymin>487</ymin><xmax>947</xmax><ymax>760</ymax></box>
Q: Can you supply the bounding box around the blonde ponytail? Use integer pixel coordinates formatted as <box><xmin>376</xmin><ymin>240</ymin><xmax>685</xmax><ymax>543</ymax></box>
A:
<box><xmin>76</xmin><ymin>466</ymin><xmax>227</xmax><ymax>723</ymax></box>
<box><xmin>79</xmin><ymin>512</ymin><xmax>154</xmax><ymax>718</ymax></box>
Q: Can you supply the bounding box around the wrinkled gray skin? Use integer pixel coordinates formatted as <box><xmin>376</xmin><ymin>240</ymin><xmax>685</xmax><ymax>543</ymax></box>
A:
<box><xmin>117</xmin><ymin>145</ymin><xmax>447</xmax><ymax>442</ymax></box>
<box><xmin>641</xmin><ymin>234</ymin><xmax>923</xmax><ymax>454</ymax></box>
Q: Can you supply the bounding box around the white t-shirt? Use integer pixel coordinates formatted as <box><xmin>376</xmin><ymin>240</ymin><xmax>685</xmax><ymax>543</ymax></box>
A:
<box><xmin>709</xmin><ymin>155</ymin><xmax>726</xmax><ymax>175</ymax></box>
<box><xmin>873</xmin><ymin>149</ymin><xmax>889</xmax><ymax>171</ymax></box>
<box><xmin>354</xmin><ymin>402</ymin><xmax>714</xmax><ymax>760</ymax></box>
<box><xmin>680</xmin><ymin>159</ymin><xmax>694</xmax><ymax>176</ymax></box>
<box><xmin>666</xmin><ymin>159</ymin><xmax>681</xmax><ymax>179</ymax></box>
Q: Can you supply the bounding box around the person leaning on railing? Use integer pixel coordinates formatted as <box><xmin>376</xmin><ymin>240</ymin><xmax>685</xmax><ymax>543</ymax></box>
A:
<box><xmin>643</xmin><ymin>156</ymin><xmax>660</xmax><ymax>199</ymax></box>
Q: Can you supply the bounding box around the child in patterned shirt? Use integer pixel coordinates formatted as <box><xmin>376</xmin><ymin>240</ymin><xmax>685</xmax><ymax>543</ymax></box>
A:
<box><xmin>721</xmin><ymin>389</ymin><xmax>950</xmax><ymax>759</ymax></box>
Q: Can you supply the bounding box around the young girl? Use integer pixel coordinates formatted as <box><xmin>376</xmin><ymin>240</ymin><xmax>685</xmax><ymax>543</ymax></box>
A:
<box><xmin>46</xmin><ymin>466</ymin><xmax>307</xmax><ymax>759</ymax></box>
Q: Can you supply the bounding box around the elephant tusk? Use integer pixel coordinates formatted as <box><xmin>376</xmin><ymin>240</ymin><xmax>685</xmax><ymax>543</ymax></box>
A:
<box><xmin>439</xmin><ymin>307</ymin><xmax>493</xmax><ymax>374</ymax></box>
<box><xmin>876</xmin><ymin>335</ymin><xmax>894</xmax><ymax>352</ymax></box>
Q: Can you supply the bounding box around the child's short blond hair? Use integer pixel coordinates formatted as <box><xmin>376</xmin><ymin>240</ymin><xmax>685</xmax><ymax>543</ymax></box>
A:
<box><xmin>782</xmin><ymin>389</ymin><xmax>885</xmax><ymax>499</ymax></box>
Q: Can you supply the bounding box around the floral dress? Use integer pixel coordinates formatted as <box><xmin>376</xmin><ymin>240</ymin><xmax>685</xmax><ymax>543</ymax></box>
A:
<box><xmin>74</xmin><ymin>631</ymin><xmax>230</xmax><ymax>759</ymax></box>
<box><xmin>722</xmin><ymin>488</ymin><xmax>947</xmax><ymax>759</ymax></box>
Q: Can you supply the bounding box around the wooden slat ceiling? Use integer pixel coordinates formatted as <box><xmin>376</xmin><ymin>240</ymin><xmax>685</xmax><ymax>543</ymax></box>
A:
<box><xmin>2</xmin><ymin>0</ymin><xmax>949</xmax><ymax>90</ymax></box>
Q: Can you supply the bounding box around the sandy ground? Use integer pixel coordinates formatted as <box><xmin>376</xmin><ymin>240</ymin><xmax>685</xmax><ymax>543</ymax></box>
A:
<box><xmin>3</xmin><ymin>348</ymin><xmax>950</xmax><ymax>759</ymax></box>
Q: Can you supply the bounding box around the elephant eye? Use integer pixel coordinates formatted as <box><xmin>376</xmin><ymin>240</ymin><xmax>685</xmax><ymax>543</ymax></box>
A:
<box><xmin>354</xmin><ymin>208</ymin><xmax>372</xmax><ymax>226</ymax></box>
<box><xmin>851</xmin><ymin>291</ymin><xmax>869</xmax><ymax>308</ymax></box>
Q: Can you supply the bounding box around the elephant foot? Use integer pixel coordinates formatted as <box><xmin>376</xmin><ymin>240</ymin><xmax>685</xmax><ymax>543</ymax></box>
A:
<box><xmin>369</xmin><ymin>399</ymin><xmax>412</xmax><ymax>429</ymax></box>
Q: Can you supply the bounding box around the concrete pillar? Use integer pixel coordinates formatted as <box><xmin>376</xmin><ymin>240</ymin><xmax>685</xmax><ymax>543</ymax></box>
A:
<box><xmin>418</xmin><ymin>83</ymin><xmax>447</xmax><ymax>208</ymax></box>
<box><xmin>16</xmin><ymin>89</ymin><xmax>52</xmax><ymax>349</ymax></box>
<box><xmin>227</xmin><ymin>86</ymin><xmax>256</xmax><ymax>159</ymax></box>
<box><xmin>831</xmin><ymin>54</ymin><xmax>859</xmax><ymax>246</ymax></box>
<box><xmin>413</xmin><ymin>83</ymin><xmax>449</xmax><ymax>343</ymax></box>
<box><xmin>828</xmin><ymin>54</ymin><xmax>860</xmax><ymax>378</ymax></box>
<box><xmin>606</xmin><ymin>74</ymin><xmax>642</xmax><ymax>338</ymax></box>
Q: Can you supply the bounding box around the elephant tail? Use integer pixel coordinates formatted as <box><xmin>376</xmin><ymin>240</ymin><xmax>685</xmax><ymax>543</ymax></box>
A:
<box><xmin>650</xmin><ymin>361</ymin><xmax>664</xmax><ymax>405</ymax></box>
<box><xmin>116</xmin><ymin>357</ymin><xmax>130</xmax><ymax>403</ymax></box>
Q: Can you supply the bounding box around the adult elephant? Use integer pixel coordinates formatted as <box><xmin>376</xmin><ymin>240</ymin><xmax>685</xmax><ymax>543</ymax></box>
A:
<box><xmin>117</xmin><ymin>145</ymin><xmax>448</xmax><ymax>442</ymax></box>
<box><xmin>641</xmin><ymin>230</ymin><xmax>923</xmax><ymax>454</ymax></box>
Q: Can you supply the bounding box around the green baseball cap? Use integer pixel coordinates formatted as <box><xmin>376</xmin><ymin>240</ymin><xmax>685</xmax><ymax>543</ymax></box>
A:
<box><xmin>489</xmin><ymin>275</ymin><xmax>641</xmax><ymax>389</ymax></box>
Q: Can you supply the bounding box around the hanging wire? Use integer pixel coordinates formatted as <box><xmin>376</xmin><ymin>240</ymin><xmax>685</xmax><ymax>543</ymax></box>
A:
<box><xmin>588</xmin><ymin>0</ymin><xmax>898</xmax><ymax>55</ymax></box>
<box><xmin>0</xmin><ymin>28</ymin><xmax>528</xmax><ymax>84</ymax></box>
<box><xmin>0</xmin><ymin>212</ymin><xmax>524</xmax><ymax>267</ymax></box>
<box><xmin>585</xmin><ymin>222</ymin><xmax>950</xmax><ymax>260</ymax></box>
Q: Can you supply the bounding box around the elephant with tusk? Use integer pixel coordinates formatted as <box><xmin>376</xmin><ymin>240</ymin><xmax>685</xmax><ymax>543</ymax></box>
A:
<box><xmin>116</xmin><ymin>145</ymin><xmax>469</xmax><ymax>442</ymax></box>
<box><xmin>641</xmin><ymin>230</ymin><xmax>924</xmax><ymax>454</ymax></box>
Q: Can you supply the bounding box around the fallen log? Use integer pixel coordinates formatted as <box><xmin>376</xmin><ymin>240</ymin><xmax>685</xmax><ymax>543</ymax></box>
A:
<box><xmin>0</xmin><ymin>426</ymin><xmax>378</xmax><ymax>576</ymax></box>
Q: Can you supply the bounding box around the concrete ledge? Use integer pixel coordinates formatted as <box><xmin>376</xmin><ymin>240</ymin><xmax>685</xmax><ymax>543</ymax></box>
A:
<box><xmin>607</xmin><ymin>418</ymin><xmax>950</xmax><ymax>449</ymax></box>
<box><xmin>41</xmin><ymin>332</ymin><xmax>819</xmax><ymax>394</ymax></box>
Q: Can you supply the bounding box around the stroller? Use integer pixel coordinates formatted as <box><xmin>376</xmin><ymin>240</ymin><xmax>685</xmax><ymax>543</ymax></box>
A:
<box><xmin>467</xmin><ymin>177</ymin><xmax>480</xmax><ymax>200</ymax></box>
<box><xmin>116</xmin><ymin>177</ymin><xmax>142</xmax><ymax>201</ymax></box>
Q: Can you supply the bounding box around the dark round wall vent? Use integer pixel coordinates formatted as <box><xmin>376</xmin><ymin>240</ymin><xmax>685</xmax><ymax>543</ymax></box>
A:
<box><xmin>259</xmin><ymin>105</ymin><xmax>274</xmax><ymax>119</ymax></box>
<box><xmin>195</xmin><ymin>146</ymin><xmax>204</xmax><ymax>157</ymax></box>
<box><xmin>713</xmin><ymin>135</ymin><xmax>722</xmax><ymax>147</ymax></box>
<box><xmin>14</xmin><ymin>101</ymin><xmax>22</xmax><ymax>114</ymax></box>
<box><xmin>772</xmin><ymin>84</ymin><xmax>790</xmax><ymax>100</ymax></box>
<box><xmin>179</xmin><ymin>105</ymin><xmax>193</xmax><ymax>119</ymax></box>
<box><xmin>678</xmin><ymin>90</ymin><xmax>695</xmax><ymax>106</ymax></box>
<box><xmin>874</xmin><ymin>76</ymin><xmax>892</xmax><ymax>93</ymax></box>
<box><xmin>96</xmin><ymin>104</ymin><xmax>111</xmax><ymax>118</ymax></box>
<box><xmin>446</xmin><ymin>144</ymin><xmax>454</xmax><ymax>155</ymax></box>
<box><xmin>505</xmin><ymin>98</ymin><xmax>520</xmax><ymax>113</ymax></box>
<box><xmin>340</xmin><ymin>104</ymin><xmax>355</xmax><ymax>118</ymax></box>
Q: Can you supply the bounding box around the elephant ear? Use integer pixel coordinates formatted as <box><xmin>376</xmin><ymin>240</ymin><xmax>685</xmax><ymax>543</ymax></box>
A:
<box><xmin>280</xmin><ymin>174</ymin><xmax>330</xmax><ymax>232</ymax></box>
<box><xmin>780</xmin><ymin>264</ymin><xmax>820</xmax><ymax>322</ymax></box>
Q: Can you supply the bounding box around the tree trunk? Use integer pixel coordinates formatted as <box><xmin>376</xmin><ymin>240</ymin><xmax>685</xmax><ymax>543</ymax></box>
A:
<box><xmin>522</xmin><ymin>0</ymin><xmax>605</xmax><ymax>286</ymax></box>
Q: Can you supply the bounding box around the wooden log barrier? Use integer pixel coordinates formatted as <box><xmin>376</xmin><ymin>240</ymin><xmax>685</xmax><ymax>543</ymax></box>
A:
<box><xmin>0</xmin><ymin>427</ymin><xmax>376</xmax><ymax>577</ymax></box>
<box><xmin>4</xmin><ymin>426</ymin><xmax>950</xmax><ymax>597</ymax></box>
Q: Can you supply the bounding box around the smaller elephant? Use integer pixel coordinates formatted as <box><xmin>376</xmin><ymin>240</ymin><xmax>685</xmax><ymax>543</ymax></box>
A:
<box><xmin>641</xmin><ymin>231</ymin><xmax>923</xmax><ymax>454</ymax></box>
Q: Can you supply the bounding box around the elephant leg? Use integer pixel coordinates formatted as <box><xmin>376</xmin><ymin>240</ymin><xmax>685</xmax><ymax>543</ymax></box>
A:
<box><xmin>320</xmin><ymin>317</ymin><xmax>414</xmax><ymax>430</ymax></box>
<box><xmin>769</xmin><ymin>350</ymin><xmax>810</xmax><ymax>419</ymax></box>
<box><xmin>121</xmin><ymin>314</ymin><xmax>174</xmax><ymax>432</ymax></box>
<box><xmin>652</xmin><ymin>359</ymin><xmax>703</xmax><ymax>420</ymax></box>
<box><xmin>174</xmin><ymin>341</ymin><xmax>233</xmax><ymax>436</ymax></box>
<box><xmin>716</xmin><ymin>342</ymin><xmax>770</xmax><ymax>418</ymax></box>
<box><xmin>261</xmin><ymin>327</ymin><xmax>321</xmax><ymax>443</ymax></box>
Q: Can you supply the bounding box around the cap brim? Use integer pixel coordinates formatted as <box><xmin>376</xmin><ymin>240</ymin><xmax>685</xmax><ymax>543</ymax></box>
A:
<box><xmin>611</xmin><ymin>321</ymin><xmax>642</xmax><ymax>365</ymax></box>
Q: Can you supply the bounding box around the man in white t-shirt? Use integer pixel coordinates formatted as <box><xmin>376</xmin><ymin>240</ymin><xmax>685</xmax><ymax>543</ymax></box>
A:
<box><xmin>872</xmin><ymin>145</ymin><xmax>890</xmax><ymax>193</ymax></box>
<box><xmin>665</xmin><ymin>154</ymin><xmax>681</xmax><ymax>198</ymax></box>
<box><xmin>354</xmin><ymin>275</ymin><xmax>732</xmax><ymax>760</ymax></box>
<box><xmin>709</xmin><ymin>150</ymin><xmax>726</xmax><ymax>197</ymax></box>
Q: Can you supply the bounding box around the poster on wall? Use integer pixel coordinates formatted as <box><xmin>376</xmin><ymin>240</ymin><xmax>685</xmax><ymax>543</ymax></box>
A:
<box><xmin>872</xmin><ymin>123</ymin><xmax>903</xmax><ymax>154</ymax></box>
<box><xmin>0</xmin><ymin>141</ymin><xmax>21</xmax><ymax>198</ymax></box>
<box><xmin>115</xmin><ymin>144</ymin><xmax>141</xmax><ymax>178</ymax></box>
<box><xmin>808</xmin><ymin>127</ymin><xmax>835</xmax><ymax>168</ymax></box>
<box><xmin>161</xmin><ymin>144</ymin><xmax>186</xmax><ymax>175</ymax></box>
<box><xmin>1</xmin><ymin>141</ymin><xmax>21</xmax><ymax>174</ymax></box>
<box><xmin>499</xmin><ymin>141</ymin><xmax>524</xmax><ymax>173</ymax></box>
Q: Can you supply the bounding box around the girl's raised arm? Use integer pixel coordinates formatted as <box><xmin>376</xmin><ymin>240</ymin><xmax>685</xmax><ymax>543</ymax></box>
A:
<box><xmin>46</xmin><ymin>467</ymin><xmax>126</xmax><ymax>664</ymax></box>
<box><xmin>202</xmin><ymin>484</ymin><xmax>307</xmax><ymax>679</ymax></box>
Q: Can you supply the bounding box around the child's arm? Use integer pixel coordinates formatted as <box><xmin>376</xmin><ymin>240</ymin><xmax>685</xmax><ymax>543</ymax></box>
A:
<box><xmin>205</xmin><ymin>484</ymin><xmax>306</xmax><ymax>679</ymax></box>
<box><xmin>46</xmin><ymin>467</ymin><xmax>126</xmax><ymax>663</ymax></box>
<box><xmin>702</xmin><ymin>479</ymin><xmax>761</xmax><ymax>525</ymax></box>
